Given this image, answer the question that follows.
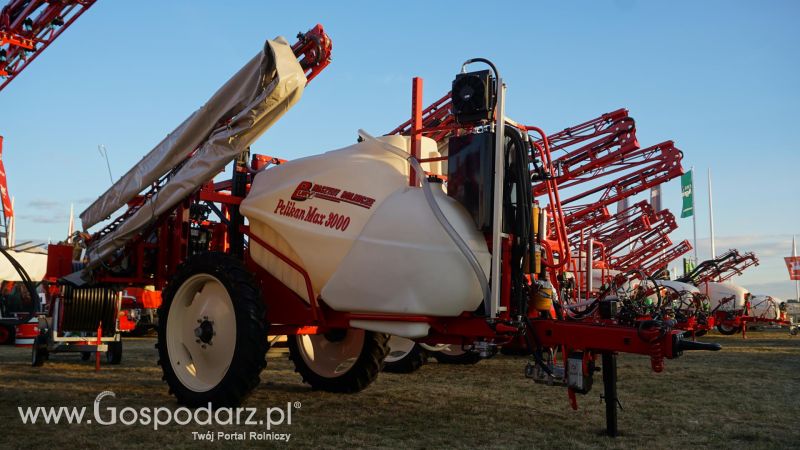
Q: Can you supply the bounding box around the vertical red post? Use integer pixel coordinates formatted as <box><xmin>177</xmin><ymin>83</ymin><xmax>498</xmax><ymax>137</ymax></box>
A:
<box><xmin>95</xmin><ymin>321</ymin><xmax>102</xmax><ymax>372</ymax></box>
<box><xmin>410</xmin><ymin>77</ymin><xmax>423</xmax><ymax>186</ymax></box>
<box><xmin>578</xmin><ymin>228</ymin><xmax>584</xmax><ymax>298</ymax></box>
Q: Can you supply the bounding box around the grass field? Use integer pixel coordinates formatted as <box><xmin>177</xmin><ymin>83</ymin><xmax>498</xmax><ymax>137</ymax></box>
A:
<box><xmin>0</xmin><ymin>330</ymin><xmax>798</xmax><ymax>449</ymax></box>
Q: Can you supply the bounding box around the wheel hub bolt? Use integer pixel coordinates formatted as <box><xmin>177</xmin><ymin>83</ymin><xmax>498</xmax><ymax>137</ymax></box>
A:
<box><xmin>194</xmin><ymin>319</ymin><xmax>215</xmax><ymax>345</ymax></box>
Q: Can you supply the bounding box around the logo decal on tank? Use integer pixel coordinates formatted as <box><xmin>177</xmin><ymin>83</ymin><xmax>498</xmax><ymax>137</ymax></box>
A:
<box><xmin>290</xmin><ymin>181</ymin><xmax>376</xmax><ymax>209</ymax></box>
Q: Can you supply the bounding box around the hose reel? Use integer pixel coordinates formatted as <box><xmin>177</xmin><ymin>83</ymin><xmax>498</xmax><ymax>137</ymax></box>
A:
<box><xmin>60</xmin><ymin>285</ymin><xmax>119</xmax><ymax>335</ymax></box>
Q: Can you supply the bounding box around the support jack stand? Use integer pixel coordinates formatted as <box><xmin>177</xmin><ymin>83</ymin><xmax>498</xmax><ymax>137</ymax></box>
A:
<box><xmin>602</xmin><ymin>352</ymin><xmax>618</xmax><ymax>437</ymax></box>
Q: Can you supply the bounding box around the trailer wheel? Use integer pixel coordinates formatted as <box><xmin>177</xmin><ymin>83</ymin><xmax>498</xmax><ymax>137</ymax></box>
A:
<box><xmin>31</xmin><ymin>335</ymin><xmax>48</xmax><ymax>367</ymax></box>
<box><xmin>157</xmin><ymin>253</ymin><xmax>268</xmax><ymax>407</ymax></box>
<box><xmin>716</xmin><ymin>324</ymin><xmax>741</xmax><ymax>335</ymax></box>
<box><xmin>106</xmin><ymin>341</ymin><xmax>122</xmax><ymax>365</ymax></box>
<box><xmin>383</xmin><ymin>336</ymin><xmax>427</xmax><ymax>373</ymax></box>
<box><xmin>432</xmin><ymin>345</ymin><xmax>481</xmax><ymax>365</ymax></box>
<box><xmin>288</xmin><ymin>329</ymin><xmax>388</xmax><ymax>392</ymax></box>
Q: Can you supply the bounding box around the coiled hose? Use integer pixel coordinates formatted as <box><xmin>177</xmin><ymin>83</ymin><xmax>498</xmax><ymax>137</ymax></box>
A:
<box><xmin>60</xmin><ymin>285</ymin><xmax>118</xmax><ymax>335</ymax></box>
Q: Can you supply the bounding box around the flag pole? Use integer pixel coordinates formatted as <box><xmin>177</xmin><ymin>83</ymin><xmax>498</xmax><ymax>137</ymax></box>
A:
<box><xmin>67</xmin><ymin>203</ymin><xmax>75</xmax><ymax>243</ymax></box>
<box><xmin>691</xmin><ymin>166</ymin><xmax>697</xmax><ymax>260</ymax></box>
<box><xmin>708</xmin><ymin>168</ymin><xmax>716</xmax><ymax>259</ymax></box>
<box><xmin>794</xmin><ymin>235</ymin><xmax>799</xmax><ymax>301</ymax></box>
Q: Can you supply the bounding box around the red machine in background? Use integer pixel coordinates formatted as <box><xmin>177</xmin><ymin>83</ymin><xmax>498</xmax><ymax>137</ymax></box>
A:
<box><xmin>0</xmin><ymin>0</ymin><xmax>99</xmax><ymax>347</ymax></box>
<box><xmin>20</xmin><ymin>243</ymin><xmax>124</xmax><ymax>367</ymax></box>
<box><xmin>677</xmin><ymin>249</ymin><xmax>789</xmax><ymax>336</ymax></box>
<box><xmin>118</xmin><ymin>287</ymin><xmax>161</xmax><ymax>335</ymax></box>
<box><xmin>567</xmin><ymin>200</ymin><xmax>656</xmax><ymax>251</ymax></box>
<box><xmin>0</xmin><ymin>0</ymin><xmax>96</xmax><ymax>91</ymax></box>
<box><xmin>522</xmin><ymin>112</ymin><xmax>707</xmax><ymax>338</ymax></box>
<box><xmin>638</xmin><ymin>240</ymin><xmax>693</xmax><ymax>276</ymax></box>
<box><xmin>679</xmin><ymin>249</ymin><xmax>760</xmax><ymax>285</ymax></box>
<box><xmin>554</xmin><ymin>141</ymin><xmax>684</xmax><ymax>234</ymax></box>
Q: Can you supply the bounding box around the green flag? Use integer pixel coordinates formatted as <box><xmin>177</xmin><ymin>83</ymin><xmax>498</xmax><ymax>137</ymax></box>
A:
<box><xmin>680</xmin><ymin>170</ymin><xmax>694</xmax><ymax>218</ymax></box>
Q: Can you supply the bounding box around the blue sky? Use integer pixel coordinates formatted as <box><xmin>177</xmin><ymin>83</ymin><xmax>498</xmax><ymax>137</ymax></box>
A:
<box><xmin>0</xmin><ymin>0</ymin><xmax>798</xmax><ymax>298</ymax></box>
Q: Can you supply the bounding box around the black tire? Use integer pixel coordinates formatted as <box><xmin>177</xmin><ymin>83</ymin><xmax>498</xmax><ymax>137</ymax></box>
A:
<box><xmin>106</xmin><ymin>340</ymin><xmax>122</xmax><ymax>365</ymax></box>
<box><xmin>693</xmin><ymin>329</ymin><xmax>708</xmax><ymax>338</ymax></box>
<box><xmin>80</xmin><ymin>351</ymin><xmax>92</xmax><ymax>361</ymax></box>
<box><xmin>31</xmin><ymin>335</ymin><xmax>48</xmax><ymax>367</ymax></box>
<box><xmin>383</xmin><ymin>337</ymin><xmax>427</xmax><ymax>374</ymax></box>
<box><xmin>432</xmin><ymin>347</ymin><xmax>481</xmax><ymax>365</ymax></box>
<box><xmin>716</xmin><ymin>324</ymin><xmax>741</xmax><ymax>335</ymax></box>
<box><xmin>157</xmin><ymin>252</ymin><xmax>269</xmax><ymax>407</ymax></box>
<box><xmin>288</xmin><ymin>330</ymin><xmax>388</xmax><ymax>392</ymax></box>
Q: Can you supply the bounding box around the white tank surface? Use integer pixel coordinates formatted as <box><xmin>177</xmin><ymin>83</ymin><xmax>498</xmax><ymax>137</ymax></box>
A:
<box><xmin>241</xmin><ymin>135</ymin><xmax>490</xmax><ymax>337</ymax></box>
<box><xmin>749</xmin><ymin>295</ymin><xmax>783</xmax><ymax>320</ymax></box>
<box><xmin>699</xmin><ymin>282</ymin><xmax>749</xmax><ymax>311</ymax></box>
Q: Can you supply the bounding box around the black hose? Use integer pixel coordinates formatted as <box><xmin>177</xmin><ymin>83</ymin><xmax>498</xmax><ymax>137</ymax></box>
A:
<box><xmin>524</xmin><ymin>316</ymin><xmax>553</xmax><ymax>377</ymax></box>
<box><xmin>504</xmin><ymin>126</ymin><xmax>532</xmax><ymax>317</ymax></box>
<box><xmin>461</xmin><ymin>58</ymin><xmax>501</xmax><ymax>94</ymax></box>
<box><xmin>60</xmin><ymin>285</ymin><xmax>118</xmax><ymax>335</ymax></box>
<box><xmin>0</xmin><ymin>246</ymin><xmax>40</xmax><ymax>326</ymax></box>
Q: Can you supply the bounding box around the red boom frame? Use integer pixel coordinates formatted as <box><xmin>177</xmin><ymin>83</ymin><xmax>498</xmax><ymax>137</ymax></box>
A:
<box><xmin>0</xmin><ymin>0</ymin><xmax>96</xmax><ymax>91</ymax></box>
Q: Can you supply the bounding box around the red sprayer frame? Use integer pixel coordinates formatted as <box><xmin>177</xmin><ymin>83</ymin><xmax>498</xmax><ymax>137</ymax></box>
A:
<box><xmin>0</xmin><ymin>0</ymin><xmax>97</xmax><ymax>91</ymax></box>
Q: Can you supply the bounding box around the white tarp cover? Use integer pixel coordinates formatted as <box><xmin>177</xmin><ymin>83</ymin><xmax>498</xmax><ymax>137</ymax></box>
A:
<box><xmin>0</xmin><ymin>250</ymin><xmax>47</xmax><ymax>282</ymax></box>
<box><xmin>82</xmin><ymin>36</ymin><xmax>307</xmax><ymax>266</ymax></box>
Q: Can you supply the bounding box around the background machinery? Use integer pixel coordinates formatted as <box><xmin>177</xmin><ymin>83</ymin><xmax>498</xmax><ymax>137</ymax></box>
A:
<box><xmin>0</xmin><ymin>0</ymin><xmax>113</xmax><ymax>358</ymax></box>
<box><xmin>677</xmin><ymin>249</ymin><xmax>790</xmax><ymax>335</ymax></box>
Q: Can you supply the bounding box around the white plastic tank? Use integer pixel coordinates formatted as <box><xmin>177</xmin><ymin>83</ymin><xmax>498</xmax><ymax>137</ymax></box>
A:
<box><xmin>699</xmin><ymin>282</ymin><xmax>749</xmax><ymax>311</ymax></box>
<box><xmin>749</xmin><ymin>295</ymin><xmax>783</xmax><ymax>320</ymax></box>
<box><xmin>240</xmin><ymin>135</ymin><xmax>491</xmax><ymax>337</ymax></box>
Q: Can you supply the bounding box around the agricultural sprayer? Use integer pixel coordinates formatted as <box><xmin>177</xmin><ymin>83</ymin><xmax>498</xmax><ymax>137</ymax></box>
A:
<box><xmin>677</xmin><ymin>250</ymin><xmax>790</xmax><ymax>336</ymax></box>
<box><xmin>36</xmin><ymin>25</ymin><xmax>722</xmax><ymax>436</ymax></box>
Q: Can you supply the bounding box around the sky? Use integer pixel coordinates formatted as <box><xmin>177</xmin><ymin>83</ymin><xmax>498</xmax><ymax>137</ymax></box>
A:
<box><xmin>0</xmin><ymin>0</ymin><xmax>798</xmax><ymax>298</ymax></box>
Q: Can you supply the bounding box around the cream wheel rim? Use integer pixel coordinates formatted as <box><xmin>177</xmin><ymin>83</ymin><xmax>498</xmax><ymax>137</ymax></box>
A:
<box><xmin>385</xmin><ymin>336</ymin><xmax>416</xmax><ymax>363</ymax></box>
<box><xmin>296</xmin><ymin>329</ymin><xmax>365</xmax><ymax>378</ymax></box>
<box><xmin>166</xmin><ymin>274</ymin><xmax>236</xmax><ymax>392</ymax></box>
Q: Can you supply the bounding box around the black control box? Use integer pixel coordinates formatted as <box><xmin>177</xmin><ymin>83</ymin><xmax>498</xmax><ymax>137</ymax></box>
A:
<box><xmin>447</xmin><ymin>132</ymin><xmax>495</xmax><ymax>232</ymax></box>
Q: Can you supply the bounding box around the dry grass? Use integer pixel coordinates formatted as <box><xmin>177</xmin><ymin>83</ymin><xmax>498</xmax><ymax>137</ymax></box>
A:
<box><xmin>0</xmin><ymin>331</ymin><xmax>798</xmax><ymax>449</ymax></box>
